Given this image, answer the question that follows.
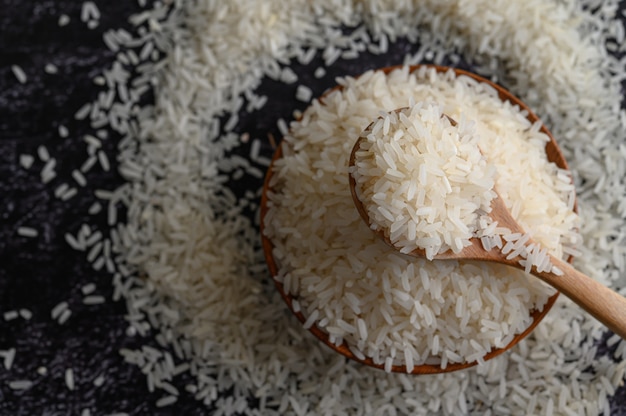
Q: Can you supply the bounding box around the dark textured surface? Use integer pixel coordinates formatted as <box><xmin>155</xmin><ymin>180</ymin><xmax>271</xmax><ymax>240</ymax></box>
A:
<box><xmin>0</xmin><ymin>2</ymin><xmax>189</xmax><ymax>414</ymax></box>
<box><xmin>0</xmin><ymin>1</ymin><xmax>625</xmax><ymax>415</ymax></box>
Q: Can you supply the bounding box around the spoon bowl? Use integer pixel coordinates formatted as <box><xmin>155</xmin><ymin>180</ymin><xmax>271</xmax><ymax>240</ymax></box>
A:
<box><xmin>260</xmin><ymin>65</ymin><xmax>573</xmax><ymax>374</ymax></box>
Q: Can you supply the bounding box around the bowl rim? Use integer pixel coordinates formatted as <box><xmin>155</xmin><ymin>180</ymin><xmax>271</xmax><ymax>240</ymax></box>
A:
<box><xmin>259</xmin><ymin>64</ymin><xmax>573</xmax><ymax>374</ymax></box>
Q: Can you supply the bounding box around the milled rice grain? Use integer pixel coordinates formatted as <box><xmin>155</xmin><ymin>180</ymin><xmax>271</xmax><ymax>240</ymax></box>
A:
<box><xmin>53</xmin><ymin>0</ymin><xmax>626</xmax><ymax>413</ymax></box>
<box><xmin>11</xmin><ymin>65</ymin><xmax>27</xmax><ymax>84</ymax></box>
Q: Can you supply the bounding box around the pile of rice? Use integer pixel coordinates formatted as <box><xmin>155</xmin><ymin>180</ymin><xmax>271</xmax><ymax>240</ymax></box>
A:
<box><xmin>17</xmin><ymin>0</ymin><xmax>626</xmax><ymax>413</ymax></box>
<box><xmin>264</xmin><ymin>67</ymin><xmax>579</xmax><ymax>371</ymax></box>
<box><xmin>351</xmin><ymin>102</ymin><xmax>497</xmax><ymax>258</ymax></box>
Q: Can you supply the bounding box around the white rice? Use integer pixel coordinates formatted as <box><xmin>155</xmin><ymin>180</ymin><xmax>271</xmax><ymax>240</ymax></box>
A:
<box><xmin>40</xmin><ymin>159</ymin><xmax>56</xmax><ymax>183</ymax></box>
<box><xmin>81</xmin><ymin>283</ymin><xmax>97</xmax><ymax>295</ymax></box>
<box><xmin>295</xmin><ymin>85</ymin><xmax>313</xmax><ymax>103</ymax></box>
<box><xmin>65</xmin><ymin>368</ymin><xmax>75</xmax><ymax>390</ymax></box>
<box><xmin>45</xmin><ymin>0</ymin><xmax>626</xmax><ymax>413</ymax></box>
<box><xmin>266</xmin><ymin>67</ymin><xmax>579</xmax><ymax>368</ymax></box>
<box><xmin>72</xmin><ymin>170</ymin><xmax>87</xmax><ymax>187</ymax></box>
<box><xmin>81</xmin><ymin>156</ymin><xmax>98</xmax><ymax>173</ymax></box>
<box><xmin>45</xmin><ymin>63</ymin><xmax>59</xmax><ymax>74</ymax></box>
<box><xmin>81</xmin><ymin>1</ymin><xmax>100</xmax><ymax>22</ymax></box>
<box><xmin>8</xmin><ymin>380</ymin><xmax>33</xmax><ymax>390</ymax></box>
<box><xmin>11</xmin><ymin>65</ymin><xmax>27</xmax><ymax>84</ymax></box>
<box><xmin>93</xmin><ymin>375</ymin><xmax>105</xmax><ymax>387</ymax></box>
<box><xmin>83</xmin><ymin>295</ymin><xmax>105</xmax><ymax>305</ymax></box>
<box><xmin>97</xmin><ymin>150</ymin><xmax>110</xmax><ymax>171</ymax></box>
<box><xmin>58</xmin><ymin>14</ymin><xmax>70</xmax><ymax>27</ymax></box>
<box><xmin>51</xmin><ymin>301</ymin><xmax>68</xmax><ymax>319</ymax></box>
<box><xmin>19</xmin><ymin>309</ymin><xmax>32</xmax><ymax>320</ymax></box>
<box><xmin>17</xmin><ymin>226</ymin><xmax>38</xmax><ymax>238</ymax></box>
<box><xmin>58</xmin><ymin>125</ymin><xmax>69</xmax><ymax>138</ymax></box>
<box><xmin>58</xmin><ymin>309</ymin><xmax>72</xmax><ymax>325</ymax></box>
<box><xmin>60</xmin><ymin>187</ymin><xmax>78</xmax><ymax>201</ymax></box>
<box><xmin>75</xmin><ymin>103</ymin><xmax>91</xmax><ymax>120</ymax></box>
<box><xmin>88</xmin><ymin>202</ymin><xmax>102</xmax><ymax>215</ymax></box>
<box><xmin>0</xmin><ymin>348</ymin><xmax>16</xmax><ymax>370</ymax></box>
<box><xmin>19</xmin><ymin>154</ymin><xmax>34</xmax><ymax>169</ymax></box>
<box><xmin>351</xmin><ymin>102</ymin><xmax>497</xmax><ymax>258</ymax></box>
<box><xmin>37</xmin><ymin>145</ymin><xmax>50</xmax><ymax>162</ymax></box>
<box><xmin>3</xmin><ymin>310</ymin><xmax>18</xmax><ymax>321</ymax></box>
<box><xmin>155</xmin><ymin>395</ymin><xmax>178</xmax><ymax>407</ymax></box>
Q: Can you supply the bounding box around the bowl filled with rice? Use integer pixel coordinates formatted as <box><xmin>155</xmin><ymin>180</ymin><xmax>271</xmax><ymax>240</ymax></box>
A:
<box><xmin>260</xmin><ymin>64</ymin><xmax>580</xmax><ymax>374</ymax></box>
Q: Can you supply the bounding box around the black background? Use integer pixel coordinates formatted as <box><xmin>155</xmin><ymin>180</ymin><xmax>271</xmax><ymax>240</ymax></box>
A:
<box><xmin>1</xmin><ymin>0</ymin><xmax>625</xmax><ymax>414</ymax></box>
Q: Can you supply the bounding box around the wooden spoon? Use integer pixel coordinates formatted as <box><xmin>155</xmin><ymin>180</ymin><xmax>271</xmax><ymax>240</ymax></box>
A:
<box><xmin>349</xmin><ymin>114</ymin><xmax>626</xmax><ymax>340</ymax></box>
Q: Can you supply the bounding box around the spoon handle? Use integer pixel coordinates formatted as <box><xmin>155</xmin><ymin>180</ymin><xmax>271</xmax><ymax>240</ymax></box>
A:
<box><xmin>489</xmin><ymin>194</ymin><xmax>626</xmax><ymax>338</ymax></box>
<box><xmin>532</xmin><ymin>257</ymin><xmax>626</xmax><ymax>340</ymax></box>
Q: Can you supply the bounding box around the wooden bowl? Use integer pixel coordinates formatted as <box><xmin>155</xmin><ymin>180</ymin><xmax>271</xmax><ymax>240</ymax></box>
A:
<box><xmin>259</xmin><ymin>64</ymin><xmax>573</xmax><ymax>374</ymax></box>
